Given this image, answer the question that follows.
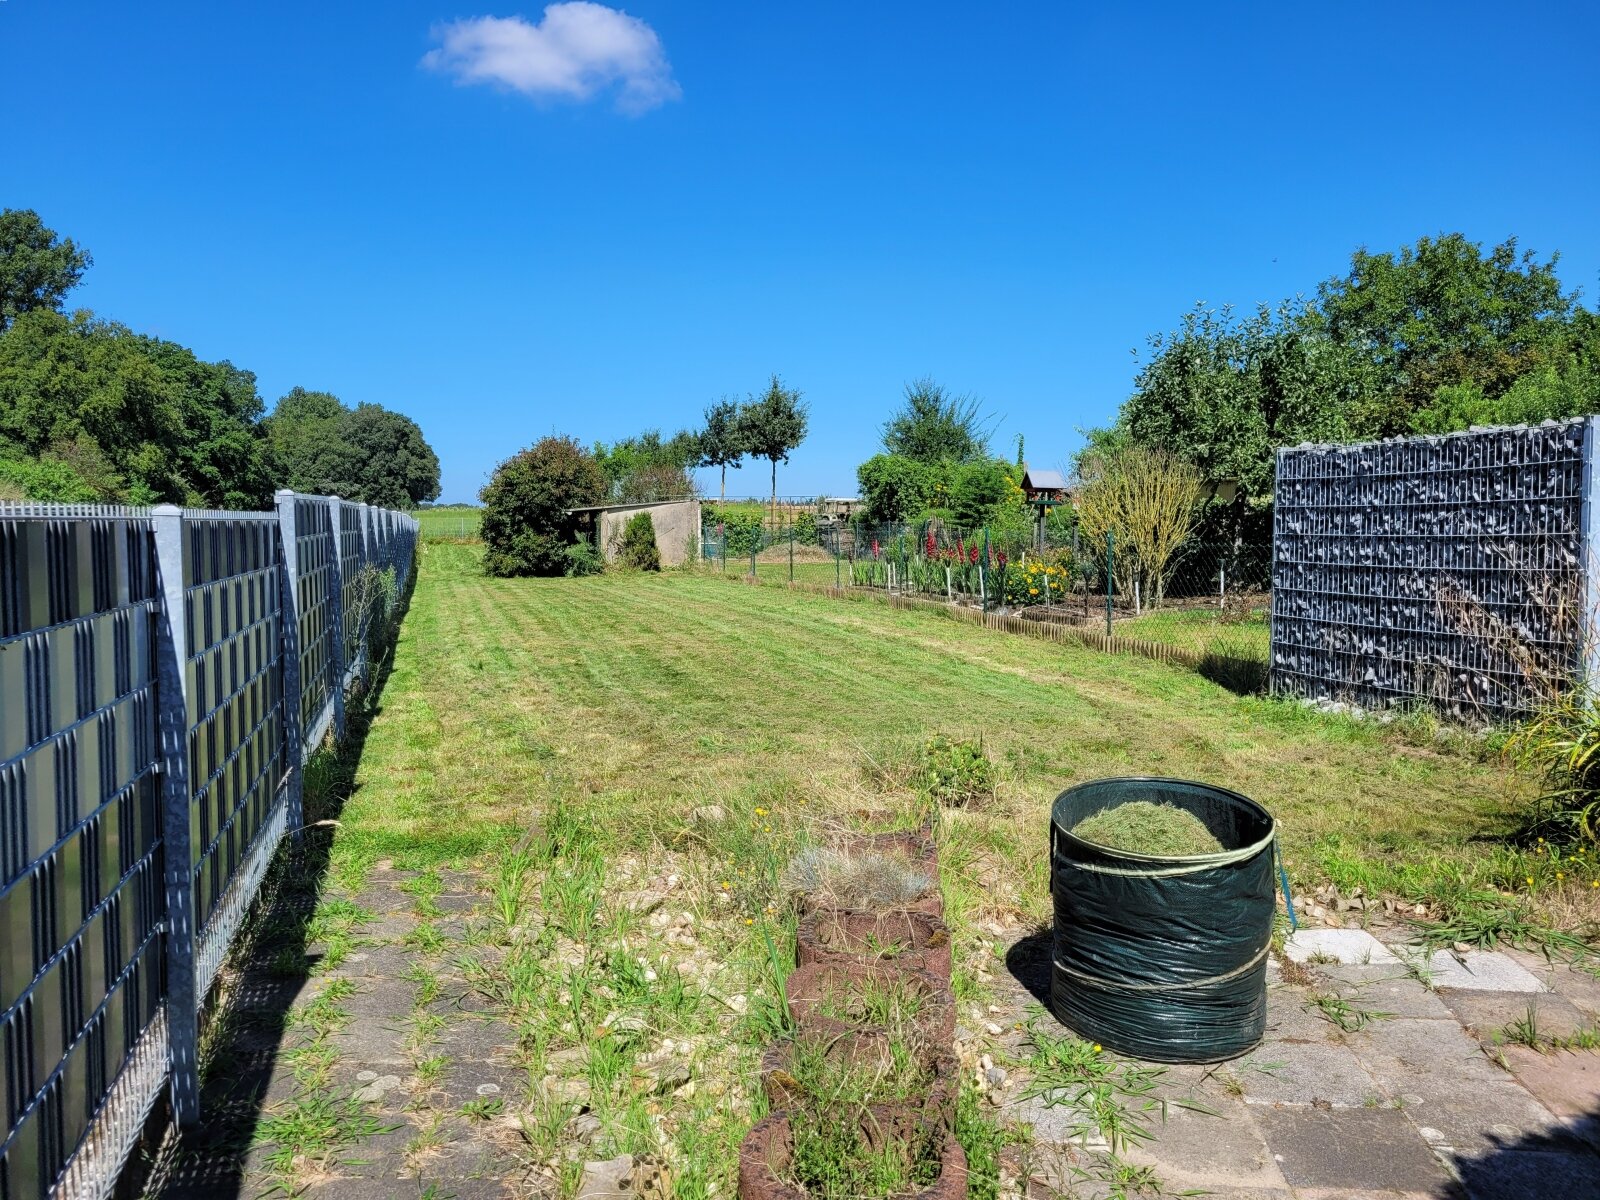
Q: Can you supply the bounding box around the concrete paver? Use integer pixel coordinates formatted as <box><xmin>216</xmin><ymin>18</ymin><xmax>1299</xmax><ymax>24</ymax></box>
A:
<box><xmin>1250</xmin><ymin>1105</ymin><xmax>1453</xmax><ymax>1192</ymax></box>
<box><xmin>1284</xmin><ymin>928</ymin><xmax>1400</xmax><ymax>965</ymax></box>
<box><xmin>1403</xmin><ymin>948</ymin><xmax>1549</xmax><ymax>992</ymax></box>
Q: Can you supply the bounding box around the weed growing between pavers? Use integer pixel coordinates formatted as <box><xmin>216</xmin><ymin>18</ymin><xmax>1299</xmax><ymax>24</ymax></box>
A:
<box><xmin>1017</xmin><ymin>1007</ymin><xmax>1218</xmax><ymax>1188</ymax></box>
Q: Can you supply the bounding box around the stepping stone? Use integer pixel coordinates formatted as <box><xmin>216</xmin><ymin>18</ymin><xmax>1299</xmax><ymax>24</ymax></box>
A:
<box><xmin>1252</xmin><ymin>1105</ymin><xmax>1450</xmax><ymax>1192</ymax></box>
<box><xmin>1500</xmin><ymin>947</ymin><xmax>1600</xmax><ymax>1020</ymax></box>
<box><xmin>1238</xmin><ymin>1040</ymin><xmax>1379</xmax><ymax>1108</ymax></box>
<box><xmin>1121</xmin><ymin>1081</ymin><xmax>1287</xmax><ymax>1192</ymax></box>
<box><xmin>1284</xmin><ymin>929</ymin><xmax>1399</xmax><ymax>966</ymax></box>
<box><xmin>1438</xmin><ymin>989</ymin><xmax>1590</xmax><ymax>1043</ymax></box>
<box><xmin>1405</xmin><ymin>949</ymin><xmax>1547</xmax><ymax>992</ymax></box>
<box><xmin>1496</xmin><ymin>1045</ymin><xmax>1600</xmax><ymax>1150</ymax></box>
<box><xmin>1307</xmin><ymin>964</ymin><xmax>1455</xmax><ymax>1020</ymax></box>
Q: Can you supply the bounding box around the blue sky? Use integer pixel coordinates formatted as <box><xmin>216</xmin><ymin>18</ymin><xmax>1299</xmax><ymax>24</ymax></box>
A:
<box><xmin>3</xmin><ymin>2</ymin><xmax>1598</xmax><ymax>504</ymax></box>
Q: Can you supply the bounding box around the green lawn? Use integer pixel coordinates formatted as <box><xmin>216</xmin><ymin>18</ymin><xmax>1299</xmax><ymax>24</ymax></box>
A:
<box><xmin>280</xmin><ymin>542</ymin><xmax>1591</xmax><ymax>1193</ymax></box>
<box><xmin>416</xmin><ymin>506</ymin><xmax>481</xmax><ymax>540</ymax></box>
<box><xmin>1118</xmin><ymin>603</ymin><xmax>1272</xmax><ymax>662</ymax></box>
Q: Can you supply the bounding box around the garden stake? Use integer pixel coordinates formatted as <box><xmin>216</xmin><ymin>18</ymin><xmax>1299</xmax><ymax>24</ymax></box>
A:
<box><xmin>788</xmin><ymin>519</ymin><xmax>794</xmax><ymax>582</ymax></box>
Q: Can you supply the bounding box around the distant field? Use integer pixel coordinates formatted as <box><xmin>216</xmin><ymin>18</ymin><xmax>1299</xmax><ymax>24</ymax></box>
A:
<box><xmin>416</xmin><ymin>506</ymin><xmax>481</xmax><ymax>540</ymax></box>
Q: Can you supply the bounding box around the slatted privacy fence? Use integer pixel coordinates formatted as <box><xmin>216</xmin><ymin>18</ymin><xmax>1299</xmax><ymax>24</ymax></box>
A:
<box><xmin>0</xmin><ymin>492</ymin><xmax>417</xmax><ymax>1200</ymax></box>
<box><xmin>1271</xmin><ymin>418</ymin><xmax>1594</xmax><ymax>717</ymax></box>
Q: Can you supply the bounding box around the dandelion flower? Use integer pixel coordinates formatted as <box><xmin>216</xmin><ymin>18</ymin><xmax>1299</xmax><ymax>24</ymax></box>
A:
<box><xmin>1092</xmin><ymin>1044</ymin><xmax>1102</xmax><ymax>1053</ymax></box>
<box><xmin>721</xmin><ymin>881</ymin><xmax>730</xmax><ymax>890</ymax></box>
<box><xmin>744</xmin><ymin>918</ymin><xmax>754</xmax><ymax>926</ymax></box>
<box><xmin>1526</xmin><ymin>876</ymin><xmax>1534</xmax><ymax>885</ymax></box>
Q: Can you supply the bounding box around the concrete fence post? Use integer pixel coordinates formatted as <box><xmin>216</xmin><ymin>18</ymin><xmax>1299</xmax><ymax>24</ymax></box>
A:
<box><xmin>327</xmin><ymin>495</ymin><xmax>347</xmax><ymax>741</ymax></box>
<box><xmin>1583</xmin><ymin>417</ymin><xmax>1600</xmax><ymax>688</ymax></box>
<box><xmin>151</xmin><ymin>504</ymin><xmax>200</xmax><ymax>1124</ymax></box>
<box><xmin>276</xmin><ymin>490</ymin><xmax>305</xmax><ymax>835</ymax></box>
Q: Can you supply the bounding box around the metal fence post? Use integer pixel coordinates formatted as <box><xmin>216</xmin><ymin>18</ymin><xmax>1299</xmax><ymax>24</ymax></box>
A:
<box><xmin>326</xmin><ymin>495</ymin><xmax>347</xmax><ymax>741</ymax></box>
<box><xmin>151</xmin><ymin>504</ymin><xmax>200</xmax><ymax>1125</ymax></box>
<box><xmin>276</xmin><ymin>490</ymin><xmax>305</xmax><ymax>836</ymax></box>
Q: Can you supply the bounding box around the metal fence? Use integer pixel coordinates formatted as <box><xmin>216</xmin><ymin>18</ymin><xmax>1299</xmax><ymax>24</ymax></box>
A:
<box><xmin>0</xmin><ymin>491</ymin><xmax>417</xmax><ymax>1200</ymax></box>
<box><xmin>701</xmin><ymin>513</ymin><xmax>1272</xmax><ymax>681</ymax></box>
<box><xmin>1271</xmin><ymin>419</ymin><xmax>1591</xmax><ymax>717</ymax></box>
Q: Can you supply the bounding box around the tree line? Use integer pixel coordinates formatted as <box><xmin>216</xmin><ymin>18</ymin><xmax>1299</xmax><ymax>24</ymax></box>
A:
<box><xmin>0</xmin><ymin>209</ymin><xmax>441</xmax><ymax>509</ymax></box>
<box><xmin>1101</xmin><ymin>232</ymin><xmax>1600</xmax><ymax>503</ymax></box>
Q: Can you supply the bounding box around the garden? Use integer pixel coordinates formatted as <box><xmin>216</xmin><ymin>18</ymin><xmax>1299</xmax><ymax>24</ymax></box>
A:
<box><xmin>162</xmin><ymin>539</ymin><xmax>1599</xmax><ymax>1199</ymax></box>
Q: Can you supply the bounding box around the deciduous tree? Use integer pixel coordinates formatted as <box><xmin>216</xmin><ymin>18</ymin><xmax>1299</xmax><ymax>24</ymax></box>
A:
<box><xmin>740</xmin><ymin>375</ymin><xmax>808</xmax><ymax>517</ymax></box>
<box><xmin>0</xmin><ymin>209</ymin><xmax>91</xmax><ymax>330</ymax></box>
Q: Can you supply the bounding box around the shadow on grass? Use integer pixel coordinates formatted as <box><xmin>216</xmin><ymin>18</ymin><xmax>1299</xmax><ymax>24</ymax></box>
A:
<box><xmin>127</xmin><ymin>575</ymin><xmax>415</xmax><ymax>1200</ymax></box>
<box><xmin>1196</xmin><ymin>651</ymin><xmax>1269</xmax><ymax>696</ymax></box>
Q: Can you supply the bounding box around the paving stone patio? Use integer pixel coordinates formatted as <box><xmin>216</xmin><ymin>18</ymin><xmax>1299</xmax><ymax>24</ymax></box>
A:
<box><xmin>142</xmin><ymin>866</ymin><xmax>527</xmax><ymax>1200</ymax></box>
<box><xmin>986</xmin><ymin>925</ymin><xmax>1600</xmax><ymax>1199</ymax></box>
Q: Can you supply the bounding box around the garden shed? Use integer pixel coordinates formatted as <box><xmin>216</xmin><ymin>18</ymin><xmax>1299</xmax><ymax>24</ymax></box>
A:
<box><xmin>570</xmin><ymin>499</ymin><xmax>703</xmax><ymax>567</ymax></box>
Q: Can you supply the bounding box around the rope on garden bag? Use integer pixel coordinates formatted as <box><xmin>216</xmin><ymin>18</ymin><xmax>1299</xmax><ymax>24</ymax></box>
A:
<box><xmin>1052</xmin><ymin>943</ymin><xmax>1270</xmax><ymax>993</ymax></box>
<box><xmin>1050</xmin><ymin>826</ymin><xmax>1276</xmax><ymax>878</ymax></box>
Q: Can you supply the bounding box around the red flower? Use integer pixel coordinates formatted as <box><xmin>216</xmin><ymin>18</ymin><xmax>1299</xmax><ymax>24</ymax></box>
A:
<box><xmin>969</xmin><ymin>545</ymin><xmax>979</xmax><ymax>564</ymax></box>
<box><xmin>996</xmin><ymin>551</ymin><xmax>1008</xmax><ymax>567</ymax></box>
<box><xmin>872</xmin><ymin>539</ymin><xmax>880</xmax><ymax>559</ymax></box>
<box><xmin>925</xmin><ymin>533</ymin><xmax>937</xmax><ymax>557</ymax></box>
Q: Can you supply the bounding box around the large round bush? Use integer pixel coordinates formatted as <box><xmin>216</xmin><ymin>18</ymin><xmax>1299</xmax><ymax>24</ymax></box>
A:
<box><xmin>480</xmin><ymin>436</ymin><xmax>607</xmax><ymax>577</ymax></box>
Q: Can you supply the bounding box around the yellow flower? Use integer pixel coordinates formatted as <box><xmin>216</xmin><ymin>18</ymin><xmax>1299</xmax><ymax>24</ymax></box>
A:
<box><xmin>1557</xmin><ymin>872</ymin><xmax>1564</xmax><ymax>880</ymax></box>
<box><xmin>1029</xmin><ymin>588</ymin><xmax>1038</xmax><ymax>595</ymax></box>
<box><xmin>1526</xmin><ymin>876</ymin><xmax>1534</xmax><ymax>885</ymax></box>
<box><xmin>721</xmin><ymin>881</ymin><xmax>730</xmax><ymax>890</ymax></box>
<box><xmin>744</xmin><ymin>918</ymin><xmax>754</xmax><ymax>925</ymax></box>
<box><xmin>763</xmin><ymin>825</ymin><xmax>772</xmax><ymax>833</ymax></box>
<box><xmin>1092</xmin><ymin>1044</ymin><xmax>1102</xmax><ymax>1053</ymax></box>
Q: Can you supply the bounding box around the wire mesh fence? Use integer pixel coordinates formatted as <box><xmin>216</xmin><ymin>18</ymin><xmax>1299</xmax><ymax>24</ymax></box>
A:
<box><xmin>416</xmin><ymin>508</ymin><xmax>482</xmax><ymax>541</ymax></box>
<box><xmin>699</xmin><ymin>512</ymin><xmax>1272</xmax><ymax>682</ymax></box>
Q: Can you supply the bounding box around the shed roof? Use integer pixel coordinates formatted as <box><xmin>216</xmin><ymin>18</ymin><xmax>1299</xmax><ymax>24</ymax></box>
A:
<box><xmin>1022</xmin><ymin>466</ymin><xmax>1069</xmax><ymax>491</ymax></box>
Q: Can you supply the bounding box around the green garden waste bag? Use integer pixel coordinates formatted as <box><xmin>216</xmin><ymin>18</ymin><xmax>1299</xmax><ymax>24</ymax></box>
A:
<box><xmin>1049</xmin><ymin>777</ymin><xmax>1277</xmax><ymax>1063</ymax></box>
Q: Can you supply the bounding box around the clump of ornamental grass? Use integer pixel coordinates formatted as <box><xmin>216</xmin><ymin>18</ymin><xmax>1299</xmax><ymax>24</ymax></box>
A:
<box><xmin>1072</xmin><ymin>801</ymin><xmax>1223</xmax><ymax>856</ymax></box>
<box><xmin>781</xmin><ymin>847</ymin><xmax>933</xmax><ymax>913</ymax></box>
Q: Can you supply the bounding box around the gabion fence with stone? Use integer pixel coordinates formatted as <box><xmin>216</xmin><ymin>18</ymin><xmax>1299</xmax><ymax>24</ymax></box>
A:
<box><xmin>0</xmin><ymin>492</ymin><xmax>416</xmax><ymax>1200</ymax></box>
<box><xmin>1270</xmin><ymin>418</ymin><xmax>1593</xmax><ymax>717</ymax></box>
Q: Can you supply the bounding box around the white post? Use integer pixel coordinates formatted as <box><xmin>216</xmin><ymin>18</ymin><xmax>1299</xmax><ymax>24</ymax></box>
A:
<box><xmin>152</xmin><ymin>504</ymin><xmax>199</xmax><ymax>1124</ymax></box>
<box><xmin>276</xmin><ymin>490</ymin><xmax>305</xmax><ymax>833</ymax></box>
<box><xmin>1134</xmin><ymin>580</ymin><xmax>1141</xmax><ymax>616</ymax></box>
<box><xmin>326</xmin><ymin>495</ymin><xmax>346</xmax><ymax>740</ymax></box>
<box><xmin>946</xmin><ymin>567</ymin><xmax>953</xmax><ymax>603</ymax></box>
<box><xmin>1220</xmin><ymin>565</ymin><xmax>1226</xmax><ymax>609</ymax></box>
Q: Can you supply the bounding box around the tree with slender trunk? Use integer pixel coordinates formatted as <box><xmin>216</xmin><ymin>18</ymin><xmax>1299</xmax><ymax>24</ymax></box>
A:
<box><xmin>740</xmin><ymin>376</ymin><xmax>808</xmax><ymax>518</ymax></box>
<box><xmin>698</xmin><ymin>397</ymin><xmax>746</xmax><ymax>501</ymax></box>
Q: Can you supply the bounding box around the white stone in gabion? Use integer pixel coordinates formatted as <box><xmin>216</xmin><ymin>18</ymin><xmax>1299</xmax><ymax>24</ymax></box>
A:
<box><xmin>1413</xmin><ymin>949</ymin><xmax>1547</xmax><ymax>993</ymax></box>
<box><xmin>1283</xmin><ymin>929</ymin><xmax>1400</xmax><ymax>966</ymax></box>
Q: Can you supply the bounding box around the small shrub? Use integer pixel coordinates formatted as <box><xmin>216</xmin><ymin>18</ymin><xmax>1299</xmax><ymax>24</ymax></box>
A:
<box><xmin>921</xmin><ymin>735</ymin><xmax>995</xmax><ymax>806</ymax></box>
<box><xmin>781</xmin><ymin>848</ymin><xmax>932</xmax><ymax>912</ymax></box>
<box><xmin>479</xmin><ymin>436</ymin><xmax>607</xmax><ymax>577</ymax></box>
<box><xmin>563</xmin><ymin>539</ymin><xmax>603</xmax><ymax>577</ymax></box>
<box><xmin>794</xmin><ymin>511</ymin><xmax>820</xmax><ymax>545</ymax></box>
<box><xmin>719</xmin><ymin>509</ymin><xmax>765</xmax><ymax>557</ymax></box>
<box><xmin>617</xmin><ymin>512</ymin><xmax>661</xmax><ymax>571</ymax></box>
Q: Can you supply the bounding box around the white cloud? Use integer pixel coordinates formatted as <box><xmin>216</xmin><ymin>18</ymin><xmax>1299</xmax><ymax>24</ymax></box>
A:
<box><xmin>422</xmin><ymin>4</ymin><xmax>681</xmax><ymax>115</ymax></box>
